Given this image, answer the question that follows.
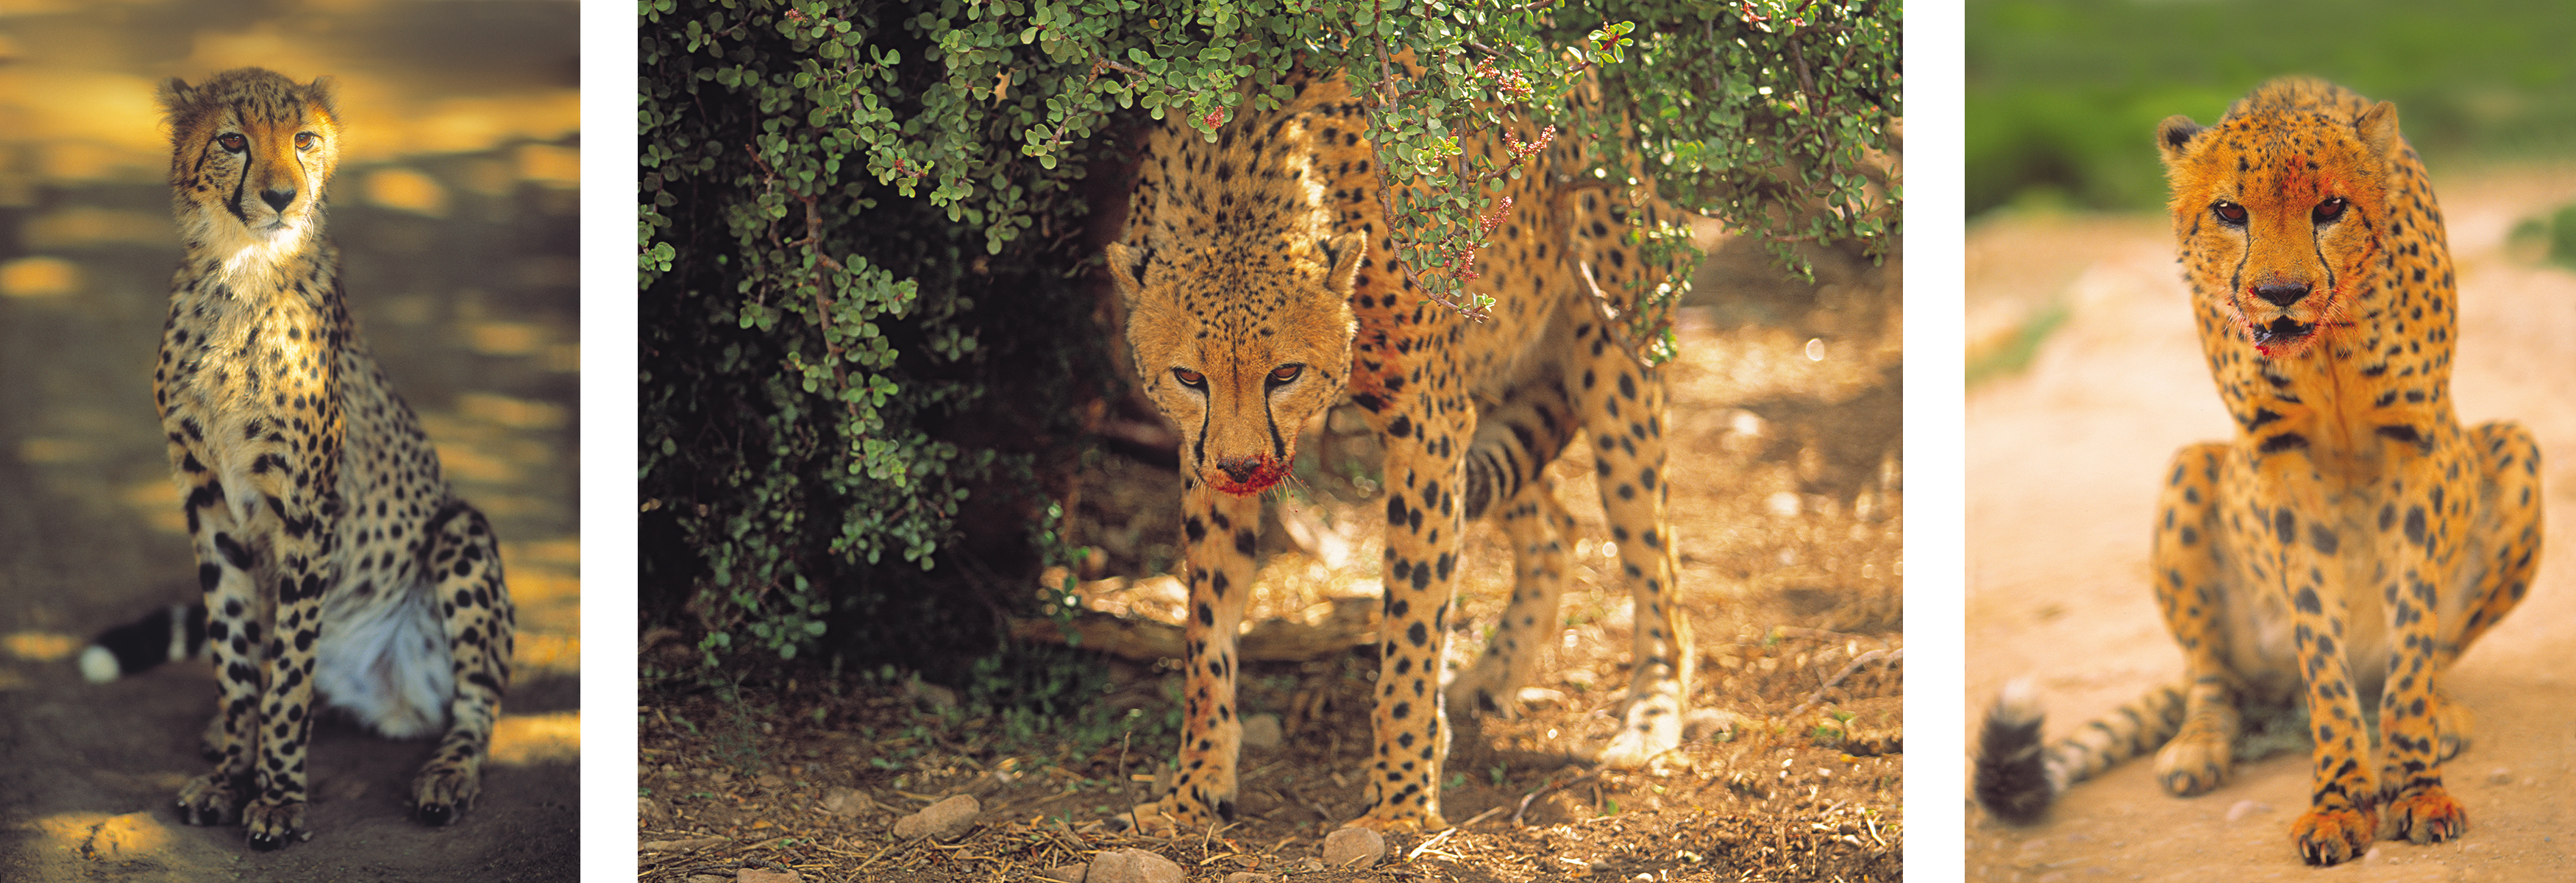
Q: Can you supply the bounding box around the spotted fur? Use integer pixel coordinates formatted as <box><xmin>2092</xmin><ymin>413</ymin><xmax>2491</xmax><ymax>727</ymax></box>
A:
<box><xmin>122</xmin><ymin>67</ymin><xmax>516</xmax><ymax>849</ymax></box>
<box><xmin>1974</xmin><ymin>78</ymin><xmax>2541</xmax><ymax>867</ymax></box>
<box><xmin>1106</xmin><ymin>65</ymin><xmax>1699</xmax><ymax>834</ymax></box>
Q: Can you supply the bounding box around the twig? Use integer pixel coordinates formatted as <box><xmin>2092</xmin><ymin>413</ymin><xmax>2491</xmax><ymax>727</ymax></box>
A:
<box><xmin>1783</xmin><ymin>648</ymin><xmax>1901</xmax><ymax>720</ymax></box>
<box><xmin>1405</xmin><ymin>826</ymin><xmax>1464</xmax><ymax>861</ymax></box>
<box><xmin>1454</xmin><ymin>805</ymin><xmax>1508</xmax><ymax>829</ymax></box>
<box><xmin>1511</xmin><ymin>770</ymin><xmax>1597</xmax><ymax>826</ymax></box>
<box><xmin>1576</xmin><ymin>260</ymin><xmax>1657</xmax><ymax>372</ymax></box>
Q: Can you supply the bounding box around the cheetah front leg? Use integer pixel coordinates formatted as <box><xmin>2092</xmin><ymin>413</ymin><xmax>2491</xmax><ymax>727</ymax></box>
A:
<box><xmin>2146</xmin><ymin>444</ymin><xmax>2246</xmax><ymax>798</ymax></box>
<box><xmin>2249</xmin><ymin>478</ymin><xmax>2378</xmax><ymax>866</ymax></box>
<box><xmin>168</xmin><ymin>448</ymin><xmax>336</xmax><ymax>848</ymax></box>
<box><xmin>172</xmin><ymin>492</ymin><xmax>266</xmax><ymax>831</ymax></box>
<box><xmin>414</xmin><ymin>499</ymin><xmax>515</xmax><ymax>826</ymax></box>
<box><xmin>1345</xmin><ymin>395</ymin><xmax>1473</xmax><ymax>832</ymax></box>
<box><xmin>1570</xmin><ymin>331</ymin><xmax>1690</xmax><ymax>769</ymax></box>
<box><xmin>2372</xmin><ymin>429</ymin><xmax>2516</xmax><ymax>848</ymax></box>
<box><xmin>1120</xmin><ymin>482</ymin><xmax>1259</xmax><ymax>835</ymax></box>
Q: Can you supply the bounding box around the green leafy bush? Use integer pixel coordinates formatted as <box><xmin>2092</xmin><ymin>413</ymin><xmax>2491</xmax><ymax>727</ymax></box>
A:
<box><xmin>639</xmin><ymin>0</ymin><xmax>1899</xmax><ymax>667</ymax></box>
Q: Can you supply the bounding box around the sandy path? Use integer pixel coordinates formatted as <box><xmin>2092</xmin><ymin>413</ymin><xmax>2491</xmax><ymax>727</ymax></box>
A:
<box><xmin>1965</xmin><ymin>169</ymin><xmax>2576</xmax><ymax>879</ymax></box>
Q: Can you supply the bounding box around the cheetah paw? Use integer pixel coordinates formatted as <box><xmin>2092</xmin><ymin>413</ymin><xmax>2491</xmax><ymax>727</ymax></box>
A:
<box><xmin>1108</xmin><ymin>792</ymin><xmax>1231</xmax><ymax>836</ymax></box>
<box><xmin>1599</xmin><ymin>695</ymin><xmax>1684</xmax><ymax>769</ymax></box>
<box><xmin>174</xmin><ymin>771</ymin><xmax>249</xmax><ymax>827</ymax></box>
<box><xmin>2385</xmin><ymin>790</ymin><xmax>2467</xmax><ymax>844</ymax></box>
<box><xmin>2152</xmin><ymin>731</ymin><xmax>2233</xmax><ymax>797</ymax></box>
<box><xmin>413</xmin><ymin>764</ymin><xmax>484</xmax><ymax>826</ymax></box>
<box><xmin>1341</xmin><ymin>806</ymin><xmax>1446</xmax><ymax>834</ymax></box>
<box><xmin>2293</xmin><ymin>804</ymin><xmax>2377</xmax><ymax>866</ymax></box>
<box><xmin>243</xmin><ymin>799</ymin><xmax>310</xmax><ymax>851</ymax></box>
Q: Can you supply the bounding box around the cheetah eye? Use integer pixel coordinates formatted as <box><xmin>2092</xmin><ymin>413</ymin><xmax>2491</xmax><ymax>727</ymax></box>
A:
<box><xmin>294</xmin><ymin>132</ymin><xmax>319</xmax><ymax>152</ymax></box>
<box><xmin>216</xmin><ymin>133</ymin><xmax>246</xmax><ymax>152</ymax></box>
<box><xmin>2312</xmin><ymin>196</ymin><xmax>2348</xmax><ymax>224</ymax></box>
<box><xmin>1172</xmin><ymin>368</ymin><xmax>1206</xmax><ymax>388</ymax></box>
<box><xmin>1267</xmin><ymin>364</ymin><xmax>1303</xmax><ymax>386</ymax></box>
<box><xmin>2210</xmin><ymin>200</ymin><xmax>2247</xmax><ymax>227</ymax></box>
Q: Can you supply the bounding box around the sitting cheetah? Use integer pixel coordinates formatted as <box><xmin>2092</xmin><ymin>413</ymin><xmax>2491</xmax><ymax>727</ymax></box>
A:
<box><xmin>1974</xmin><ymin>78</ymin><xmax>2542</xmax><ymax>866</ymax></box>
<box><xmin>79</xmin><ymin>68</ymin><xmax>515</xmax><ymax>850</ymax></box>
<box><xmin>1107</xmin><ymin>65</ymin><xmax>1699</xmax><ymax>833</ymax></box>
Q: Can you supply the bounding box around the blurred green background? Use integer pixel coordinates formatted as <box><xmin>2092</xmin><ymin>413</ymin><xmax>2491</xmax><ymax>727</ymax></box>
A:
<box><xmin>1968</xmin><ymin>0</ymin><xmax>2576</xmax><ymax>219</ymax></box>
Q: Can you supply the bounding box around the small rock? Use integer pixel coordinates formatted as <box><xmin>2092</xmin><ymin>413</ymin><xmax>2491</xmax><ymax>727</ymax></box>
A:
<box><xmin>1036</xmin><ymin>865</ymin><xmax>1089</xmax><ymax>882</ymax></box>
<box><xmin>755</xmin><ymin>773</ymin><xmax>786</xmax><ymax>790</ymax></box>
<box><xmin>1241</xmin><ymin>714</ymin><xmax>1284</xmax><ymax>751</ymax></box>
<box><xmin>904</xmin><ymin>676</ymin><xmax>960</xmax><ymax>712</ymax></box>
<box><xmin>819</xmin><ymin>787</ymin><xmax>870</xmax><ymax>818</ymax></box>
<box><xmin>2489</xmin><ymin>767</ymin><xmax>2514</xmax><ymax>786</ymax></box>
<box><xmin>1684</xmin><ymin>708</ymin><xmax>1737</xmax><ymax>741</ymax></box>
<box><xmin>707</xmin><ymin>769</ymin><xmax>733</xmax><ymax>785</ymax></box>
<box><xmin>892</xmin><ymin>794</ymin><xmax>981</xmax><ymax>840</ymax></box>
<box><xmin>1293</xmin><ymin>857</ymin><xmax>1325</xmax><ymax>873</ymax></box>
<box><xmin>2224</xmin><ymin>800</ymin><xmax>2269</xmax><ymax>823</ymax></box>
<box><xmin>736</xmin><ymin>869</ymin><xmax>800</xmax><ymax>883</ymax></box>
<box><xmin>684</xmin><ymin>876</ymin><xmax>731</xmax><ymax>883</ymax></box>
<box><xmin>1323</xmin><ymin>826</ymin><xmax>1387</xmax><ymax>867</ymax></box>
<box><xmin>1766</xmin><ymin>491</ymin><xmax>1802</xmax><ymax>518</ymax></box>
<box><xmin>1089</xmin><ymin>847</ymin><xmax>1184</xmax><ymax>883</ymax></box>
<box><xmin>1223</xmin><ymin>873</ymin><xmax>1278</xmax><ymax>883</ymax></box>
<box><xmin>639</xmin><ymin>796</ymin><xmax>672</xmax><ymax>827</ymax></box>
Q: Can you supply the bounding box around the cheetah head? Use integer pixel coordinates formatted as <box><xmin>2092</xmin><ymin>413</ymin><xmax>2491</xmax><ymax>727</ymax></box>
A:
<box><xmin>1110</xmin><ymin>232</ymin><xmax>1366</xmax><ymax>496</ymax></box>
<box><xmin>159</xmin><ymin>68</ymin><xmax>342</xmax><ymax>282</ymax></box>
<box><xmin>2157</xmin><ymin>93</ymin><xmax>2399</xmax><ymax>359</ymax></box>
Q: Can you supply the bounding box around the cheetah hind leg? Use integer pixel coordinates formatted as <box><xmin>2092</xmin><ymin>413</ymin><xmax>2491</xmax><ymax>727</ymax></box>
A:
<box><xmin>1445</xmin><ymin>390</ymin><xmax>1581</xmax><ymax>719</ymax></box>
<box><xmin>411</xmin><ymin>500</ymin><xmax>515</xmax><ymax>826</ymax></box>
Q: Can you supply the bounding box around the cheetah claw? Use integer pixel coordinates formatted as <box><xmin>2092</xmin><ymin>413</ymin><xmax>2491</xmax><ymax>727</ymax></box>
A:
<box><xmin>243</xmin><ymin>799</ymin><xmax>309</xmax><ymax>851</ymax></box>
<box><xmin>1111</xmin><ymin>794</ymin><xmax>1229</xmax><ymax>836</ymax></box>
<box><xmin>1599</xmin><ymin>694</ymin><xmax>1684</xmax><ymax>769</ymax></box>
<box><xmin>2293</xmin><ymin>804</ymin><xmax>2377</xmax><ymax>866</ymax></box>
<box><xmin>413</xmin><ymin>765</ymin><xmax>483</xmax><ymax>826</ymax></box>
<box><xmin>2385</xmin><ymin>790</ymin><xmax>2467</xmax><ymax>844</ymax></box>
<box><xmin>174</xmin><ymin>771</ymin><xmax>249</xmax><ymax>827</ymax></box>
<box><xmin>1342</xmin><ymin>807</ymin><xmax>1446</xmax><ymax>834</ymax></box>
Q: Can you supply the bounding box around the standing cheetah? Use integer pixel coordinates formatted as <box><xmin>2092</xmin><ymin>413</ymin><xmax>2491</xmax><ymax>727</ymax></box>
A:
<box><xmin>1109</xmin><ymin>64</ymin><xmax>1700</xmax><ymax>833</ymax></box>
<box><xmin>79</xmin><ymin>68</ymin><xmax>516</xmax><ymax>850</ymax></box>
<box><xmin>1974</xmin><ymin>77</ymin><xmax>2542</xmax><ymax>866</ymax></box>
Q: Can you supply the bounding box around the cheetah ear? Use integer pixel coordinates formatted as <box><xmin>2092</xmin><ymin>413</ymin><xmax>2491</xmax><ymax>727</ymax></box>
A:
<box><xmin>1319</xmin><ymin>232</ymin><xmax>1368</xmax><ymax>296</ymax></box>
<box><xmin>305</xmin><ymin>76</ymin><xmax>341</xmax><ymax>118</ymax></box>
<box><xmin>1104</xmin><ymin>242</ymin><xmax>1152</xmax><ymax>308</ymax></box>
<box><xmin>2155</xmin><ymin>115</ymin><xmax>2203</xmax><ymax>166</ymax></box>
<box><xmin>2355</xmin><ymin>100</ymin><xmax>2399</xmax><ymax>160</ymax></box>
<box><xmin>157</xmin><ymin>77</ymin><xmax>196</xmax><ymax>116</ymax></box>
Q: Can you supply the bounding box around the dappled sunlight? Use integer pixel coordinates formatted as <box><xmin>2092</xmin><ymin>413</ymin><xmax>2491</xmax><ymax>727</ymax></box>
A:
<box><xmin>34</xmin><ymin>811</ymin><xmax>178</xmax><ymax>861</ymax></box>
<box><xmin>0</xmin><ymin>3</ymin><xmax>574</xmax><ymax>875</ymax></box>
<box><xmin>4</xmin><ymin>631</ymin><xmax>79</xmax><ymax>662</ymax></box>
<box><xmin>0</xmin><ymin>256</ymin><xmax>80</xmax><ymax>298</ymax></box>
<box><xmin>488</xmin><ymin>711</ymin><xmax>580</xmax><ymax>766</ymax></box>
<box><xmin>503</xmin><ymin>537</ymin><xmax>580</xmax><ymax>677</ymax></box>
<box><xmin>363</xmin><ymin>168</ymin><xmax>449</xmax><ymax>217</ymax></box>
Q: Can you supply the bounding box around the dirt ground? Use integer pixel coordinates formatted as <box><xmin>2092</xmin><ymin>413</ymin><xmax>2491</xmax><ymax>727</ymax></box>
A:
<box><xmin>638</xmin><ymin>221</ymin><xmax>1904</xmax><ymax>880</ymax></box>
<box><xmin>1965</xmin><ymin>168</ymin><xmax>2576</xmax><ymax>879</ymax></box>
<box><xmin>0</xmin><ymin>3</ymin><xmax>581</xmax><ymax>880</ymax></box>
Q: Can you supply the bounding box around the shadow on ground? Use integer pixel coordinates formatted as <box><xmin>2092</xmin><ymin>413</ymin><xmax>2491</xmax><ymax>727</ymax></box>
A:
<box><xmin>0</xmin><ymin>2</ymin><xmax>580</xmax><ymax>880</ymax></box>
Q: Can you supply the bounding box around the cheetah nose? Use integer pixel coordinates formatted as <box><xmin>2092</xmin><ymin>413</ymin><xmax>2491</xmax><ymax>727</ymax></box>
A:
<box><xmin>261</xmin><ymin>188</ymin><xmax>296</xmax><ymax>213</ymax></box>
<box><xmin>2252</xmin><ymin>282</ymin><xmax>2309</xmax><ymax>308</ymax></box>
<box><xmin>1219</xmin><ymin>460</ymin><xmax>1260</xmax><ymax>483</ymax></box>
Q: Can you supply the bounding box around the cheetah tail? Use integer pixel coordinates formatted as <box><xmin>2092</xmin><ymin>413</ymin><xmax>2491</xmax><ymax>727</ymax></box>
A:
<box><xmin>78</xmin><ymin>603</ymin><xmax>207</xmax><ymax>684</ymax></box>
<box><xmin>1973</xmin><ymin>678</ymin><xmax>2185</xmax><ymax>824</ymax></box>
